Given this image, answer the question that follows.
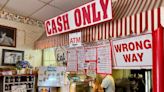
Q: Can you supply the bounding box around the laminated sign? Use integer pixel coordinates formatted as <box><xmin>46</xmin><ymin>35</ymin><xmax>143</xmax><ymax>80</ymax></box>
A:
<box><xmin>112</xmin><ymin>33</ymin><xmax>152</xmax><ymax>67</ymax></box>
<box><xmin>69</xmin><ymin>32</ymin><xmax>81</xmax><ymax>47</ymax></box>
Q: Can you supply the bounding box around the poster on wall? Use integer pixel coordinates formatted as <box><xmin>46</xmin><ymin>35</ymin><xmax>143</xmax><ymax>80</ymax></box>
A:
<box><xmin>112</xmin><ymin>33</ymin><xmax>152</xmax><ymax>67</ymax></box>
<box><xmin>97</xmin><ymin>45</ymin><xmax>112</xmax><ymax>74</ymax></box>
<box><xmin>77</xmin><ymin>47</ymin><xmax>85</xmax><ymax>70</ymax></box>
<box><xmin>85</xmin><ymin>47</ymin><xmax>97</xmax><ymax>61</ymax></box>
<box><xmin>38</xmin><ymin>66</ymin><xmax>65</xmax><ymax>87</ymax></box>
<box><xmin>67</xmin><ymin>48</ymin><xmax>77</xmax><ymax>71</ymax></box>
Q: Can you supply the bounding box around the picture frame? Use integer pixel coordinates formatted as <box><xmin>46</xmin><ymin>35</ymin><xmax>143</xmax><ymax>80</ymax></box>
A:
<box><xmin>2</xmin><ymin>49</ymin><xmax>24</xmax><ymax>66</ymax></box>
<box><xmin>0</xmin><ymin>25</ymin><xmax>16</xmax><ymax>47</ymax></box>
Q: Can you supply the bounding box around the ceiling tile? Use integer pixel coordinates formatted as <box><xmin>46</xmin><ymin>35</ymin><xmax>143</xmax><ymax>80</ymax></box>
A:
<box><xmin>39</xmin><ymin>0</ymin><xmax>53</xmax><ymax>3</ymax></box>
<box><xmin>0</xmin><ymin>0</ymin><xmax>8</xmax><ymax>9</ymax></box>
<box><xmin>31</xmin><ymin>5</ymin><xmax>63</xmax><ymax>21</ymax></box>
<box><xmin>50</xmin><ymin>0</ymin><xmax>92</xmax><ymax>11</ymax></box>
<box><xmin>5</xmin><ymin>0</ymin><xmax>45</xmax><ymax>16</ymax></box>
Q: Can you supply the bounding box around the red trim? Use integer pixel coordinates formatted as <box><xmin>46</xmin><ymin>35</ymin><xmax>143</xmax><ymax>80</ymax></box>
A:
<box><xmin>112</xmin><ymin>33</ymin><xmax>152</xmax><ymax>41</ymax></box>
<box><xmin>157</xmin><ymin>8</ymin><xmax>161</xmax><ymax>27</ymax></box>
<box><xmin>113</xmin><ymin>65</ymin><xmax>152</xmax><ymax>67</ymax></box>
<box><xmin>85</xmin><ymin>28</ymin><xmax>87</xmax><ymax>42</ymax></box>
<box><xmin>112</xmin><ymin>21</ymin><xmax>114</xmax><ymax>37</ymax></box>
<box><xmin>130</xmin><ymin>16</ymin><xmax>133</xmax><ymax>34</ymax></box>
<box><xmin>116</xmin><ymin>20</ymin><xmax>118</xmax><ymax>37</ymax></box>
<box><xmin>151</xmin><ymin>10</ymin><xmax>154</xmax><ymax>31</ymax></box>
<box><xmin>140</xmin><ymin>13</ymin><xmax>143</xmax><ymax>33</ymax></box>
<box><xmin>125</xmin><ymin>18</ymin><xmax>127</xmax><ymax>36</ymax></box>
<box><xmin>101</xmin><ymin>24</ymin><xmax>103</xmax><ymax>40</ymax></box>
<box><xmin>120</xmin><ymin>19</ymin><xmax>122</xmax><ymax>36</ymax></box>
<box><xmin>134</xmin><ymin>15</ymin><xmax>137</xmax><ymax>33</ymax></box>
<box><xmin>98</xmin><ymin>25</ymin><xmax>100</xmax><ymax>40</ymax></box>
<box><xmin>152</xmin><ymin>27</ymin><xmax>164</xmax><ymax>92</ymax></box>
<box><xmin>89</xmin><ymin>27</ymin><xmax>91</xmax><ymax>42</ymax></box>
<box><xmin>145</xmin><ymin>11</ymin><xmax>148</xmax><ymax>29</ymax></box>
<box><xmin>104</xmin><ymin>23</ymin><xmax>107</xmax><ymax>39</ymax></box>
<box><xmin>108</xmin><ymin>22</ymin><xmax>111</xmax><ymax>38</ymax></box>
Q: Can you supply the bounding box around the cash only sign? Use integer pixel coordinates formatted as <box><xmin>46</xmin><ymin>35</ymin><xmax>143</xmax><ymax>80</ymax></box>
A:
<box><xmin>45</xmin><ymin>0</ymin><xmax>112</xmax><ymax>36</ymax></box>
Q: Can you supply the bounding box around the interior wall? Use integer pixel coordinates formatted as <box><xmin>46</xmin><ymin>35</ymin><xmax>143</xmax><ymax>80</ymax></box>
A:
<box><xmin>0</xmin><ymin>18</ymin><xmax>44</xmax><ymax>67</ymax></box>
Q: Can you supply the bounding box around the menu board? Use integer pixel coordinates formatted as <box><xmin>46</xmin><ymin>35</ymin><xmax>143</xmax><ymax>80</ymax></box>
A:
<box><xmin>67</xmin><ymin>49</ymin><xmax>77</xmax><ymax>71</ymax></box>
<box><xmin>38</xmin><ymin>66</ymin><xmax>66</xmax><ymax>87</ymax></box>
<box><xmin>87</xmin><ymin>62</ymin><xmax>96</xmax><ymax>70</ymax></box>
<box><xmin>77</xmin><ymin>47</ymin><xmax>85</xmax><ymax>70</ymax></box>
<box><xmin>85</xmin><ymin>47</ymin><xmax>97</xmax><ymax>61</ymax></box>
<box><xmin>97</xmin><ymin>45</ymin><xmax>112</xmax><ymax>74</ymax></box>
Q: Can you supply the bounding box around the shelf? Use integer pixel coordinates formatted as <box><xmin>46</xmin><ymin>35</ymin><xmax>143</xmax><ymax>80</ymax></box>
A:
<box><xmin>4</xmin><ymin>88</ymin><xmax>34</xmax><ymax>92</ymax></box>
<box><xmin>5</xmin><ymin>81</ymin><xmax>34</xmax><ymax>84</ymax></box>
<box><xmin>1</xmin><ymin>74</ymin><xmax>36</xmax><ymax>77</ymax></box>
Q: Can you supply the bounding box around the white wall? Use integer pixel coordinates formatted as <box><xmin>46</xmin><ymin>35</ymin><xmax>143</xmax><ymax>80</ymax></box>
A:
<box><xmin>0</xmin><ymin>18</ymin><xmax>44</xmax><ymax>67</ymax></box>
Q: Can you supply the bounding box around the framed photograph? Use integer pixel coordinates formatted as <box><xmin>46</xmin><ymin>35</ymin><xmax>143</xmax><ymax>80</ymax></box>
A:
<box><xmin>2</xmin><ymin>49</ymin><xmax>24</xmax><ymax>66</ymax></box>
<box><xmin>0</xmin><ymin>25</ymin><xmax>16</xmax><ymax>47</ymax></box>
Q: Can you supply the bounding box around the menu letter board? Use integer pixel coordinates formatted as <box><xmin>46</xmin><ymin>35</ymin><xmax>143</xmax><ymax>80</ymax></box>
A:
<box><xmin>85</xmin><ymin>47</ymin><xmax>97</xmax><ymax>61</ymax></box>
<box><xmin>77</xmin><ymin>47</ymin><xmax>85</xmax><ymax>70</ymax></box>
<box><xmin>97</xmin><ymin>45</ymin><xmax>112</xmax><ymax>74</ymax></box>
<box><xmin>67</xmin><ymin>49</ymin><xmax>77</xmax><ymax>71</ymax></box>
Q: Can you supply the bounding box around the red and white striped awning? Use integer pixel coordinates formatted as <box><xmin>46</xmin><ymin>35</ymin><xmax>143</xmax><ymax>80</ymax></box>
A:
<box><xmin>35</xmin><ymin>0</ymin><xmax>163</xmax><ymax>49</ymax></box>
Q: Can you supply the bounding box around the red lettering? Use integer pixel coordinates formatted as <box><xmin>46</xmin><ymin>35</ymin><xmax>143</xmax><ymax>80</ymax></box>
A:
<box><xmin>76</xmin><ymin>37</ymin><xmax>81</xmax><ymax>43</ymax></box>
<box><xmin>123</xmin><ymin>54</ymin><xmax>130</xmax><ymax>62</ymax></box>
<box><xmin>135</xmin><ymin>41</ymin><xmax>143</xmax><ymax>50</ymax></box>
<box><xmin>57</xmin><ymin>16</ymin><xmax>63</xmax><ymax>32</ymax></box>
<box><xmin>100</xmin><ymin>0</ymin><xmax>109</xmax><ymax>19</ymax></box>
<box><xmin>132</xmin><ymin>54</ymin><xmax>138</xmax><ymax>62</ymax></box>
<box><xmin>63</xmin><ymin>14</ymin><xmax>70</xmax><ymax>30</ymax></box>
<box><xmin>82</xmin><ymin>5</ymin><xmax>91</xmax><ymax>25</ymax></box>
<box><xmin>137</xmin><ymin>53</ymin><xmax>143</xmax><ymax>62</ymax></box>
<box><xmin>114</xmin><ymin>45</ymin><xmax>122</xmax><ymax>52</ymax></box>
<box><xmin>122</xmin><ymin>44</ymin><xmax>128</xmax><ymax>52</ymax></box>
<box><xmin>74</xmin><ymin>9</ymin><xmax>82</xmax><ymax>27</ymax></box>
<box><xmin>144</xmin><ymin>39</ymin><xmax>152</xmax><ymax>49</ymax></box>
<box><xmin>52</xmin><ymin>19</ymin><xmax>57</xmax><ymax>33</ymax></box>
<box><xmin>70</xmin><ymin>38</ymin><xmax>74</xmax><ymax>43</ymax></box>
<box><xmin>129</xmin><ymin>42</ymin><xmax>135</xmax><ymax>51</ymax></box>
<box><xmin>92</xmin><ymin>3</ymin><xmax>101</xmax><ymax>22</ymax></box>
<box><xmin>45</xmin><ymin>21</ymin><xmax>51</xmax><ymax>35</ymax></box>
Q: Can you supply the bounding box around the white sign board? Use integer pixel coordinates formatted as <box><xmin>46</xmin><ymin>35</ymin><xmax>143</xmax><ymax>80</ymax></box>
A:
<box><xmin>85</xmin><ymin>47</ymin><xmax>97</xmax><ymax>61</ymax></box>
<box><xmin>38</xmin><ymin>66</ymin><xmax>66</xmax><ymax>87</ymax></box>
<box><xmin>67</xmin><ymin>49</ymin><xmax>78</xmax><ymax>71</ymax></box>
<box><xmin>97</xmin><ymin>45</ymin><xmax>112</xmax><ymax>74</ymax></box>
<box><xmin>69</xmin><ymin>32</ymin><xmax>81</xmax><ymax>47</ymax></box>
<box><xmin>112</xmin><ymin>33</ymin><xmax>152</xmax><ymax>67</ymax></box>
<box><xmin>45</xmin><ymin>0</ymin><xmax>112</xmax><ymax>36</ymax></box>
